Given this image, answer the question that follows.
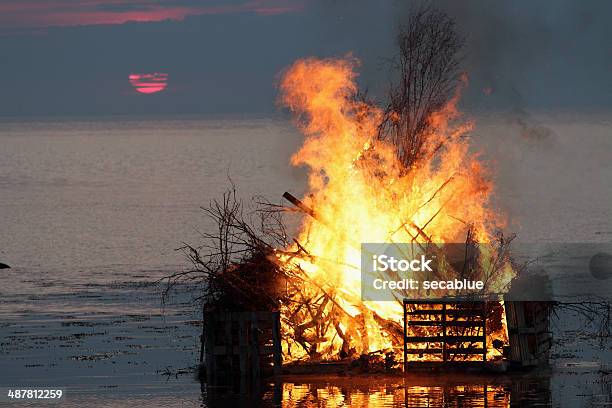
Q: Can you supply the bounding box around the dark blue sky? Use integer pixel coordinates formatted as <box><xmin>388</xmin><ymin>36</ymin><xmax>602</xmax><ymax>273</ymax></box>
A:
<box><xmin>0</xmin><ymin>0</ymin><xmax>610</xmax><ymax>116</ymax></box>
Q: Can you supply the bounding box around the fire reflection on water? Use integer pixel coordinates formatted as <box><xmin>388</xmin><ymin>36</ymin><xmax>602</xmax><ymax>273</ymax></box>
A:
<box><xmin>205</xmin><ymin>374</ymin><xmax>553</xmax><ymax>407</ymax></box>
<box><xmin>280</xmin><ymin>383</ymin><xmax>511</xmax><ymax>407</ymax></box>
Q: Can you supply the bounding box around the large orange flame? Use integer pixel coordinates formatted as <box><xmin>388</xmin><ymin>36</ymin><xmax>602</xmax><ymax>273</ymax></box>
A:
<box><xmin>276</xmin><ymin>57</ymin><xmax>515</xmax><ymax>362</ymax></box>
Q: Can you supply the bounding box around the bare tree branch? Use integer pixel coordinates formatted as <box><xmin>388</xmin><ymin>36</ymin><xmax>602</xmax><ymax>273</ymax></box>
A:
<box><xmin>379</xmin><ymin>6</ymin><xmax>464</xmax><ymax>168</ymax></box>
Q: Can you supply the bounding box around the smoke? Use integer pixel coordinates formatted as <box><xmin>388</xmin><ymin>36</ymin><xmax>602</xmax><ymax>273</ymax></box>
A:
<box><xmin>401</xmin><ymin>0</ymin><xmax>612</xmax><ymax>111</ymax></box>
<box><xmin>505</xmin><ymin>85</ymin><xmax>556</xmax><ymax>145</ymax></box>
<box><xmin>308</xmin><ymin>0</ymin><xmax>610</xmax><ymax>120</ymax></box>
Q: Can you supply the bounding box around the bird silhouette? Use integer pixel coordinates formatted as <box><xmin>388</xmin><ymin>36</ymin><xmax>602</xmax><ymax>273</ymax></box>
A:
<box><xmin>0</xmin><ymin>262</ymin><xmax>10</xmax><ymax>269</ymax></box>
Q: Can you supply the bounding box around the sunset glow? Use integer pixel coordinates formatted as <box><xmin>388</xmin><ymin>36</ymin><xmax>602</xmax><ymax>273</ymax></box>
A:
<box><xmin>0</xmin><ymin>0</ymin><xmax>304</xmax><ymax>29</ymax></box>
<box><xmin>129</xmin><ymin>73</ymin><xmax>168</xmax><ymax>94</ymax></box>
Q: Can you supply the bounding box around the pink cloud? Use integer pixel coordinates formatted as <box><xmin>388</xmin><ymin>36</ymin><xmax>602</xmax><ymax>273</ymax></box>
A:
<box><xmin>0</xmin><ymin>0</ymin><xmax>305</xmax><ymax>29</ymax></box>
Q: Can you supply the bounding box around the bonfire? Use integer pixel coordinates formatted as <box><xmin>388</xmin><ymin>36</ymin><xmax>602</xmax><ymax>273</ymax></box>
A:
<box><xmin>172</xmin><ymin>54</ymin><xmax>518</xmax><ymax>369</ymax></box>
<box><xmin>159</xmin><ymin>9</ymin><xmax>611</xmax><ymax>380</ymax></box>
<box><xmin>275</xmin><ymin>57</ymin><xmax>515</xmax><ymax>363</ymax></box>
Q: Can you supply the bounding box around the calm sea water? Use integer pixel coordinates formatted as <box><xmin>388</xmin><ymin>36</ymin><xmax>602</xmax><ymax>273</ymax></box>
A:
<box><xmin>0</xmin><ymin>114</ymin><xmax>610</xmax><ymax>407</ymax></box>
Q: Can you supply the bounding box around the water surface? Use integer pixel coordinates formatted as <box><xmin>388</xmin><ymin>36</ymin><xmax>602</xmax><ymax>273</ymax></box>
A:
<box><xmin>0</xmin><ymin>114</ymin><xmax>610</xmax><ymax>406</ymax></box>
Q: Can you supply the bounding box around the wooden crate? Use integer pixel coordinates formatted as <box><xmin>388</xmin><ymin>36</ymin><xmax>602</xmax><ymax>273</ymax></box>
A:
<box><xmin>403</xmin><ymin>299</ymin><xmax>489</xmax><ymax>369</ymax></box>
<box><xmin>201</xmin><ymin>311</ymin><xmax>282</xmax><ymax>384</ymax></box>
<box><xmin>504</xmin><ymin>301</ymin><xmax>552</xmax><ymax>367</ymax></box>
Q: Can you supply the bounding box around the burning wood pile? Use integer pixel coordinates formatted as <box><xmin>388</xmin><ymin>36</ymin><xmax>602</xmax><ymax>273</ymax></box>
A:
<box><xmin>168</xmin><ymin>9</ymin><xmax>540</xmax><ymax>371</ymax></box>
<box><xmin>165</xmin><ymin>10</ymin><xmax>612</xmax><ymax>378</ymax></box>
<box><xmin>275</xmin><ymin>57</ymin><xmax>515</xmax><ymax>364</ymax></box>
<box><xmin>171</xmin><ymin>53</ymin><xmax>522</xmax><ymax>370</ymax></box>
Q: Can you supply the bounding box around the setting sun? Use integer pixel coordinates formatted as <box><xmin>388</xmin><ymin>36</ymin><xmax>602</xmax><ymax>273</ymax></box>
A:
<box><xmin>129</xmin><ymin>73</ymin><xmax>168</xmax><ymax>94</ymax></box>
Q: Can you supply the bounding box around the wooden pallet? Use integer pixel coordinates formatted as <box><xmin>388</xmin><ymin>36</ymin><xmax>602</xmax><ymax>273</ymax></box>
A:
<box><xmin>202</xmin><ymin>311</ymin><xmax>282</xmax><ymax>384</ymax></box>
<box><xmin>504</xmin><ymin>301</ymin><xmax>552</xmax><ymax>367</ymax></box>
<box><xmin>403</xmin><ymin>299</ymin><xmax>488</xmax><ymax>369</ymax></box>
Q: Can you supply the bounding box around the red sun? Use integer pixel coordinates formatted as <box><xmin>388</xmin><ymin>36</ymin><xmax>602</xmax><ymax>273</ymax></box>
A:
<box><xmin>129</xmin><ymin>73</ymin><xmax>168</xmax><ymax>94</ymax></box>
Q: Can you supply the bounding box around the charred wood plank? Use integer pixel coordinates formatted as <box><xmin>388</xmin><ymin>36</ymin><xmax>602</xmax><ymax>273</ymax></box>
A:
<box><xmin>405</xmin><ymin>335</ymin><xmax>485</xmax><ymax>343</ymax></box>
<box><xmin>405</xmin><ymin>348</ymin><xmax>486</xmax><ymax>355</ymax></box>
<box><xmin>408</xmin><ymin>320</ymin><xmax>484</xmax><ymax>327</ymax></box>
<box><xmin>283</xmin><ymin>192</ymin><xmax>316</xmax><ymax>219</ymax></box>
